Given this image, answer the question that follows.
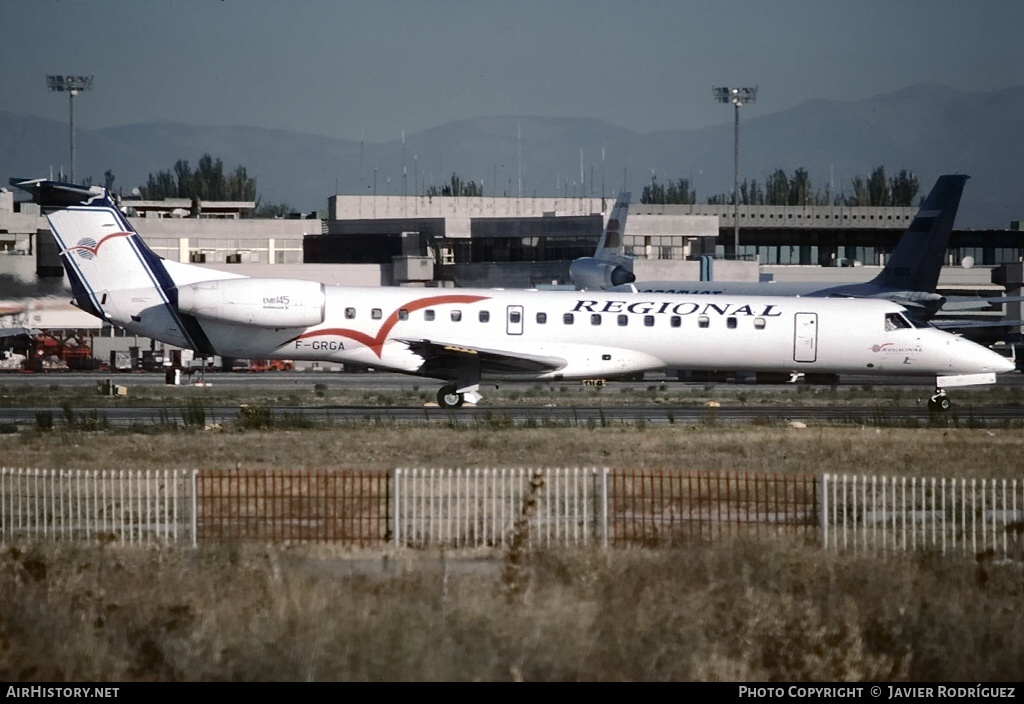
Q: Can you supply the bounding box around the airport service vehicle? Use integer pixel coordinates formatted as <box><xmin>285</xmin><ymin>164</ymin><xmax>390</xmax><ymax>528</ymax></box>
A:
<box><xmin>14</xmin><ymin>179</ymin><xmax>1015</xmax><ymax>410</ymax></box>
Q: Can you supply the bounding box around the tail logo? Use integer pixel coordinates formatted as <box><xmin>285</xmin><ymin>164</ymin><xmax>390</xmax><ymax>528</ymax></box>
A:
<box><xmin>63</xmin><ymin>232</ymin><xmax>133</xmax><ymax>260</ymax></box>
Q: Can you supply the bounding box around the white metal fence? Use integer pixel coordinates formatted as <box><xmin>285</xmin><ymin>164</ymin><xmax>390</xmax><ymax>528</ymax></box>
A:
<box><xmin>822</xmin><ymin>474</ymin><xmax>1024</xmax><ymax>560</ymax></box>
<box><xmin>393</xmin><ymin>467</ymin><xmax>607</xmax><ymax>548</ymax></box>
<box><xmin>0</xmin><ymin>468</ymin><xmax>197</xmax><ymax>546</ymax></box>
<box><xmin>3</xmin><ymin>467</ymin><xmax>1022</xmax><ymax>561</ymax></box>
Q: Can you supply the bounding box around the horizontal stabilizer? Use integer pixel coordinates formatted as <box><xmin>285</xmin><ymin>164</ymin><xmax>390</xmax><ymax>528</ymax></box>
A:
<box><xmin>10</xmin><ymin>179</ymin><xmax>110</xmax><ymax>209</ymax></box>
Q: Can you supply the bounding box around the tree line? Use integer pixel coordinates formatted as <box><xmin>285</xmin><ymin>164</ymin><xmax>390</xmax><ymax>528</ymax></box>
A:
<box><xmin>90</xmin><ymin>160</ymin><xmax>919</xmax><ymax>216</ymax></box>
<box><xmin>425</xmin><ymin>173</ymin><xmax>483</xmax><ymax>198</ymax></box>
<box><xmin>419</xmin><ymin>165</ymin><xmax>921</xmax><ymax>208</ymax></box>
<box><xmin>643</xmin><ymin>166</ymin><xmax>920</xmax><ymax>207</ymax></box>
<box><xmin>95</xmin><ymin>154</ymin><xmax>291</xmax><ymax>218</ymax></box>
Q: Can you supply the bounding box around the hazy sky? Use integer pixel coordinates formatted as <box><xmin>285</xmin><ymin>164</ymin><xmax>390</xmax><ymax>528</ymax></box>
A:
<box><xmin>2</xmin><ymin>0</ymin><xmax>1022</xmax><ymax>143</ymax></box>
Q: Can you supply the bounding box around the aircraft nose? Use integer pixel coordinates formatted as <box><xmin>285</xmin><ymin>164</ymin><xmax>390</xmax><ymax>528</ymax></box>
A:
<box><xmin>993</xmin><ymin>354</ymin><xmax>1017</xmax><ymax>374</ymax></box>
<box><xmin>949</xmin><ymin>337</ymin><xmax>1017</xmax><ymax>374</ymax></box>
<box><xmin>973</xmin><ymin>344</ymin><xmax>1016</xmax><ymax>374</ymax></box>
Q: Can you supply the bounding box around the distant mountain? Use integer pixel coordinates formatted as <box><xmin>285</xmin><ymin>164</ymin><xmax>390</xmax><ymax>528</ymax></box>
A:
<box><xmin>2</xmin><ymin>83</ymin><xmax>1022</xmax><ymax>227</ymax></box>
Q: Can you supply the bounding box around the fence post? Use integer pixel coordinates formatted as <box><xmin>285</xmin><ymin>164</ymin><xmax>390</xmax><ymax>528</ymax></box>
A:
<box><xmin>392</xmin><ymin>468</ymin><xmax>401</xmax><ymax>548</ymax></box>
<box><xmin>600</xmin><ymin>467</ymin><xmax>609</xmax><ymax>549</ymax></box>
<box><xmin>821</xmin><ymin>473</ymin><xmax>830</xmax><ymax>550</ymax></box>
<box><xmin>191</xmin><ymin>469</ymin><xmax>198</xmax><ymax>548</ymax></box>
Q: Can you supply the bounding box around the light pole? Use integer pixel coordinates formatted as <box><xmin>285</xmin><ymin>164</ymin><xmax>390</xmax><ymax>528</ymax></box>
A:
<box><xmin>46</xmin><ymin>74</ymin><xmax>94</xmax><ymax>183</ymax></box>
<box><xmin>713</xmin><ymin>86</ymin><xmax>757</xmax><ymax>259</ymax></box>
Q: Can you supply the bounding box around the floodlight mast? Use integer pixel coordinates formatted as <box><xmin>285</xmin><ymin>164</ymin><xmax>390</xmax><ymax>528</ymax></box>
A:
<box><xmin>46</xmin><ymin>74</ymin><xmax>94</xmax><ymax>183</ymax></box>
<box><xmin>713</xmin><ymin>86</ymin><xmax>757</xmax><ymax>259</ymax></box>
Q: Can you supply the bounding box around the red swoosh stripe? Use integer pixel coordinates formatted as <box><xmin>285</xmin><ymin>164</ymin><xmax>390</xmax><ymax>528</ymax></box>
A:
<box><xmin>61</xmin><ymin>231</ymin><xmax>134</xmax><ymax>257</ymax></box>
<box><xmin>289</xmin><ymin>293</ymin><xmax>491</xmax><ymax>357</ymax></box>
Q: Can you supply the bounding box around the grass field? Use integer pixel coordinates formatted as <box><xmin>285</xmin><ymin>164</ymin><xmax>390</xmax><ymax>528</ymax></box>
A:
<box><xmin>1</xmin><ymin>378</ymin><xmax>1022</xmax><ymax>681</ymax></box>
<box><xmin>2</xmin><ymin>538</ymin><xmax>1021</xmax><ymax>681</ymax></box>
<box><xmin>2</xmin><ymin>425</ymin><xmax>1024</xmax><ymax>479</ymax></box>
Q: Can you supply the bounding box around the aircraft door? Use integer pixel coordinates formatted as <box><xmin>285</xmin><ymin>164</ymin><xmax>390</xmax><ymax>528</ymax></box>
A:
<box><xmin>793</xmin><ymin>312</ymin><xmax>818</xmax><ymax>363</ymax></box>
<box><xmin>506</xmin><ymin>305</ymin><xmax>524</xmax><ymax>335</ymax></box>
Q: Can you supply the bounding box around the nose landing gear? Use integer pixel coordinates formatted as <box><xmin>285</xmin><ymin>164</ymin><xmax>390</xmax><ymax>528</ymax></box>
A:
<box><xmin>928</xmin><ymin>387</ymin><xmax>951</xmax><ymax>412</ymax></box>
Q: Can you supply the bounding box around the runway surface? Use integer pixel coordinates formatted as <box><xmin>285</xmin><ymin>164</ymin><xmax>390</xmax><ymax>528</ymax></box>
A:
<box><xmin>1</xmin><ymin>370</ymin><xmax>1021</xmax><ymax>427</ymax></box>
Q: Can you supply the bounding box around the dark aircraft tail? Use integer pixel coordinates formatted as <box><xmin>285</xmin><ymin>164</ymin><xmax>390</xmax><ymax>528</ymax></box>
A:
<box><xmin>868</xmin><ymin>174</ymin><xmax>969</xmax><ymax>294</ymax></box>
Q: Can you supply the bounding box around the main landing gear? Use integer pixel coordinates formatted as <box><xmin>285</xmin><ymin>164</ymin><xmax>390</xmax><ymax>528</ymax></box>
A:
<box><xmin>436</xmin><ymin>383</ymin><xmax>483</xmax><ymax>409</ymax></box>
<box><xmin>928</xmin><ymin>387</ymin><xmax>951</xmax><ymax>412</ymax></box>
<box><xmin>437</xmin><ymin>383</ymin><xmax>464</xmax><ymax>408</ymax></box>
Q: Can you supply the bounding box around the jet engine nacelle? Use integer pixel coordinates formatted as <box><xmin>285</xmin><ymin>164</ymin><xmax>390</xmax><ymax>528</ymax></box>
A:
<box><xmin>568</xmin><ymin>257</ymin><xmax>636</xmax><ymax>290</ymax></box>
<box><xmin>177</xmin><ymin>278</ymin><xmax>326</xmax><ymax>328</ymax></box>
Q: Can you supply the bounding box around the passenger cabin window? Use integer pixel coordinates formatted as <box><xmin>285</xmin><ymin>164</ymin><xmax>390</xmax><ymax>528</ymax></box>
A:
<box><xmin>398</xmin><ymin>309</ymin><xmax>409</xmax><ymax>321</ymax></box>
<box><xmin>698</xmin><ymin>315</ymin><xmax>709</xmax><ymax>329</ymax></box>
<box><xmin>563</xmin><ymin>313</ymin><xmax>574</xmax><ymax>325</ymax></box>
<box><xmin>670</xmin><ymin>316</ymin><xmax>681</xmax><ymax>328</ymax></box>
<box><xmin>885</xmin><ymin>312</ymin><xmax>912</xmax><ymax>331</ymax></box>
<box><xmin>451</xmin><ymin>310</ymin><xmax>462</xmax><ymax>322</ymax></box>
<box><xmin>591</xmin><ymin>314</ymin><xmax>602</xmax><ymax>326</ymax></box>
<box><xmin>372</xmin><ymin>308</ymin><xmax>382</xmax><ymax>320</ymax></box>
<box><xmin>510</xmin><ymin>311</ymin><xmax>521</xmax><ymax>324</ymax></box>
<box><xmin>727</xmin><ymin>317</ymin><xmax>737</xmax><ymax>329</ymax></box>
<box><xmin>536</xmin><ymin>312</ymin><xmax>547</xmax><ymax>324</ymax></box>
<box><xmin>644</xmin><ymin>315</ymin><xmax>655</xmax><ymax>327</ymax></box>
<box><xmin>617</xmin><ymin>314</ymin><xmax>628</xmax><ymax>327</ymax></box>
<box><xmin>754</xmin><ymin>317</ymin><xmax>766</xmax><ymax>330</ymax></box>
<box><xmin>345</xmin><ymin>307</ymin><xmax>356</xmax><ymax>320</ymax></box>
<box><xmin>424</xmin><ymin>309</ymin><xmax>435</xmax><ymax>321</ymax></box>
<box><xmin>479</xmin><ymin>311</ymin><xmax>490</xmax><ymax>323</ymax></box>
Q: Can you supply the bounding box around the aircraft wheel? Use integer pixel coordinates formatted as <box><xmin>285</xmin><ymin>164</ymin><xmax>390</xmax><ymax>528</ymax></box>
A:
<box><xmin>928</xmin><ymin>396</ymin><xmax>951</xmax><ymax>412</ymax></box>
<box><xmin>437</xmin><ymin>384</ymin><xmax>464</xmax><ymax>409</ymax></box>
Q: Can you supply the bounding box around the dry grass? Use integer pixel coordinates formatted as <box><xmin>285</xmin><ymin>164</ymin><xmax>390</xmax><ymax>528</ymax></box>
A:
<box><xmin>1</xmin><ymin>539</ymin><xmax>1021</xmax><ymax>681</ymax></box>
<box><xmin>2</xmin><ymin>425</ymin><xmax>1023</xmax><ymax>479</ymax></box>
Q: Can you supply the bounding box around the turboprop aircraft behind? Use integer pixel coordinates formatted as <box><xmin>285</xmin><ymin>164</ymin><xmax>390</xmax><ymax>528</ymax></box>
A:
<box><xmin>14</xmin><ymin>179</ymin><xmax>1015</xmax><ymax>411</ymax></box>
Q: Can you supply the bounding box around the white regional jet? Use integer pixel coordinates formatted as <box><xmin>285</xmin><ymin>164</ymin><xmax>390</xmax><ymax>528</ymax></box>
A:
<box><xmin>13</xmin><ymin>179</ymin><xmax>1015</xmax><ymax>411</ymax></box>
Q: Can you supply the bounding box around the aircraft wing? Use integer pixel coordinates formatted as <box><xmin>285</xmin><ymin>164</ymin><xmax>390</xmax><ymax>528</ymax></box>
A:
<box><xmin>939</xmin><ymin>295</ymin><xmax>1024</xmax><ymax>312</ymax></box>
<box><xmin>930</xmin><ymin>318</ymin><xmax>1024</xmax><ymax>330</ymax></box>
<box><xmin>397</xmin><ymin>338</ymin><xmax>567</xmax><ymax>375</ymax></box>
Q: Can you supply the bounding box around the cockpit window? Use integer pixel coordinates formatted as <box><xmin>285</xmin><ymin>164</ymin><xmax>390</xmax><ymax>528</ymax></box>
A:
<box><xmin>884</xmin><ymin>312</ymin><xmax>913</xmax><ymax>331</ymax></box>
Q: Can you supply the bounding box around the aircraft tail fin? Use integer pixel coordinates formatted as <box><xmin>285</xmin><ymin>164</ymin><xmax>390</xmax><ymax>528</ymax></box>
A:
<box><xmin>568</xmin><ymin>192</ymin><xmax>634</xmax><ymax>289</ymax></box>
<box><xmin>11</xmin><ymin>179</ymin><xmax>162</xmax><ymax>318</ymax></box>
<box><xmin>10</xmin><ymin>178</ymin><xmax>221</xmax><ymax>354</ymax></box>
<box><xmin>594</xmin><ymin>192</ymin><xmax>632</xmax><ymax>262</ymax></box>
<box><xmin>869</xmin><ymin>174</ymin><xmax>968</xmax><ymax>293</ymax></box>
